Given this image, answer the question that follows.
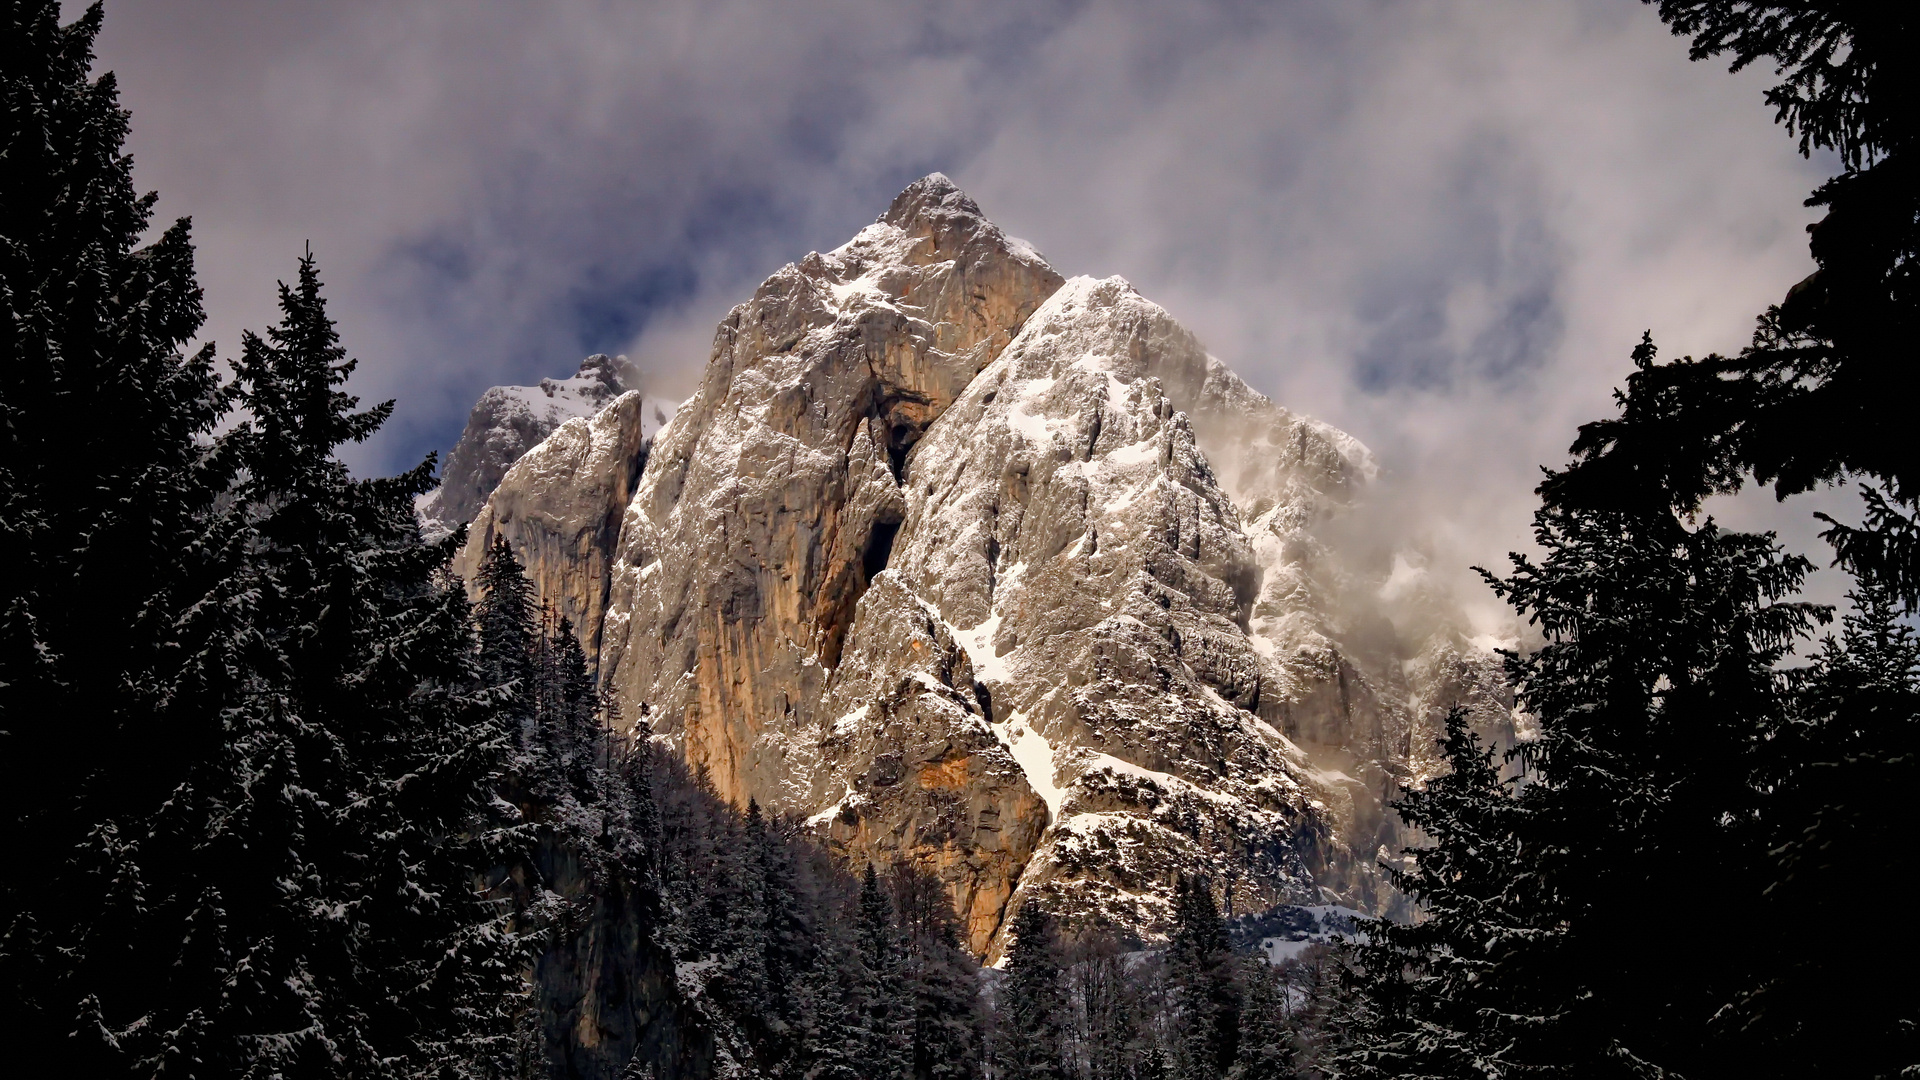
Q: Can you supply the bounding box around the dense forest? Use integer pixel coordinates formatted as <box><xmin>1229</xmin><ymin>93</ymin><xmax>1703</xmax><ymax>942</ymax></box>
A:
<box><xmin>2</xmin><ymin>1</ymin><xmax>1914</xmax><ymax>1078</ymax></box>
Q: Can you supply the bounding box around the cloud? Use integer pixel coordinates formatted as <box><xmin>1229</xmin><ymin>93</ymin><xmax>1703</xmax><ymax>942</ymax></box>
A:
<box><xmin>89</xmin><ymin>0</ymin><xmax>1841</xmax><ymax>607</ymax></box>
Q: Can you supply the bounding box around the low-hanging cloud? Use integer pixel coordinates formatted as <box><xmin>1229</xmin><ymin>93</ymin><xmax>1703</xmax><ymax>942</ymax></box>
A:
<box><xmin>90</xmin><ymin>0</ymin><xmax>1842</xmax><ymax>614</ymax></box>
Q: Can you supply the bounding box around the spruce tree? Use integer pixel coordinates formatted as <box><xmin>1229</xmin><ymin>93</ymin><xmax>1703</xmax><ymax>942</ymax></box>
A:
<box><xmin>1167</xmin><ymin>875</ymin><xmax>1238</xmax><ymax>1080</ymax></box>
<box><xmin>795</xmin><ymin>937</ymin><xmax>866</xmax><ymax>1080</ymax></box>
<box><xmin>209</xmin><ymin>251</ymin><xmax>520</xmax><ymax>1077</ymax></box>
<box><xmin>474</xmin><ymin>536</ymin><xmax>538</xmax><ymax>727</ymax></box>
<box><xmin>854</xmin><ymin>863</ymin><xmax>911</xmax><ymax>1080</ymax></box>
<box><xmin>1727</xmin><ymin>579</ymin><xmax>1920</xmax><ymax>1076</ymax></box>
<box><xmin>1555</xmin><ymin>3</ymin><xmax>1920</xmax><ymax>595</ymax></box>
<box><xmin>892</xmin><ymin>866</ymin><xmax>983</xmax><ymax>1080</ymax></box>
<box><xmin>1330</xmin><ymin>335</ymin><xmax>1824</xmax><ymax>1079</ymax></box>
<box><xmin>994</xmin><ymin>901</ymin><xmax>1066</xmax><ymax>1080</ymax></box>
<box><xmin>0</xmin><ymin>3</ymin><xmax>242</xmax><ymax>1071</ymax></box>
<box><xmin>1228</xmin><ymin>958</ymin><xmax>1295</xmax><ymax>1080</ymax></box>
<box><xmin>1321</xmin><ymin>711</ymin><xmax>1527</xmax><ymax>1079</ymax></box>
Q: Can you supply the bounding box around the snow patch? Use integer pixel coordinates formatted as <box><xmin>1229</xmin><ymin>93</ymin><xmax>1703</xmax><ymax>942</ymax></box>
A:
<box><xmin>991</xmin><ymin>712</ymin><xmax>1063</xmax><ymax>820</ymax></box>
<box><xmin>1106</xmin><ymin>437</ymin><xmax>1160</xmax><ymax>466</ymax></box>
<box><xmin>832</xmin><ymin>704</ymin><xmax>870</xmax><ymax>737</ymax></box>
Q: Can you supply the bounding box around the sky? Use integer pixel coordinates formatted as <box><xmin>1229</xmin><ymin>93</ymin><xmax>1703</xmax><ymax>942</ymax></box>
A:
<box><xmin>85</xmin><ymin>0</ymin><xmax>1849</xmax><ymax>623</ymax></box>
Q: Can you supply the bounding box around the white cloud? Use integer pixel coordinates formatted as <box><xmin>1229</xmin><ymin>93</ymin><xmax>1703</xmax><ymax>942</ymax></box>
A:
<box><xmin>89</xmin><ymin>0</ymin><xmax>1842</xmax><ymax>607</ymax></box>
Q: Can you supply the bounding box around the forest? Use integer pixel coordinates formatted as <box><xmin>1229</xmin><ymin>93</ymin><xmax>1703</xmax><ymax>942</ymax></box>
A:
<box><xmin>2</xmin><ymin>1</ymin><xmax>1914</xmax><ymax>1078</ymax></box>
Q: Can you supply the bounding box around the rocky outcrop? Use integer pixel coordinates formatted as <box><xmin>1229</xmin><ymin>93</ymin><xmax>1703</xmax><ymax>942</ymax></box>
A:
<box><xmin>457</xmin><ymin>390</ymin><xmax>662</xmax><ymax>662</ymax></box>
<box><xmin>464</xmin><ymin>175</ymin><xmax>1506</xmax><ymax>956</ymax></box>
<box><xmin>421</xmin><ymin>353</ymin><xmax>676</xmax><ymax>540</ymax></box>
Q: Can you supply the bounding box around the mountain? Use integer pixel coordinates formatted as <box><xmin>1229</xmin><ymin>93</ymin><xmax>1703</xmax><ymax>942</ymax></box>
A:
<box><xmin>452</xmin><ymin>175</ymin><xmax>1508</xmax><ymax>956</ymax></box>
<box><xmin>417</xmin><ymin>352</ymin><xmax>677</xmax><ymax>540</ymax></box>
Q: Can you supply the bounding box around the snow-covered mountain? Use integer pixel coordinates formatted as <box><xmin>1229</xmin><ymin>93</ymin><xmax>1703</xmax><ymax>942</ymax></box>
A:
<box><xmin>452</xmin><ymin>175</ymin><xmax>1508</xmax><ymax>957</ymax></box>
<box><xmin>416</xmin><ymin>352</ymin><xmax>677</xmax><ymax>540</ymax></box>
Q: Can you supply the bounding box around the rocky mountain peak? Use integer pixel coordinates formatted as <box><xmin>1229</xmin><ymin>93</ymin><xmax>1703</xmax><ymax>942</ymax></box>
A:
<box><xmin>451</xmin><ymin>175</ymin><xmax>1507</xmax><ymax>957</ymax></box>
<box><xmin>417</xmin><ymin>352</ymin><xmax>673</xmax><ymax>540</ymax></box>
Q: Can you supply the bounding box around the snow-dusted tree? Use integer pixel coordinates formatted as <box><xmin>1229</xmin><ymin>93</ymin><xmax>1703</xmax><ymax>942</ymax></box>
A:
<box><xmin>1227</xmin><ymin>956</ymin><xmax>1299</xmax><ymax>1080</ymax></box>
<box><xmin>0</xmin><ymin>2</ymin><xmax>243</xmax><ymax>1072</ymax></box>
<box><xmin>1330</xmin><ymin>335</ymin><xmax>1824</xmax><ymax>1079</ymax></box>
<box><xmin>993</xmin><ymin>901</ymin><xmax>1067</xmax><ymax>1080</ymax></box>
<box><xmin>1167</xmin><ymin>875</ymin><xmax>1238</xmax><ymax>1080</ymax></box>
<box><xmin>200</xmin><ymin>251</ymin><xmax>520</xmax><ymax>1077</ymax></box>
<box><xmin>1730</xmin><ymin>578</ymin><xmax>1920</xmax><ymax>1076</ymax></box>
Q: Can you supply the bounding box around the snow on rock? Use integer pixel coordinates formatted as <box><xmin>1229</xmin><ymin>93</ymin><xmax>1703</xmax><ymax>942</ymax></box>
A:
<box><xmin>453</xmin><ymin>389</ymin><xmax>662</xmax><ymax>663</ymax></box>
<box><xmin>418</xmin><ymin>352</ymin><xmax>677</xmax><ymax>539</ymax></box>
<box><xmin>462</xmin><ymin>175</ymin><xmax>1508</xmax><ymax>958</ymax></box>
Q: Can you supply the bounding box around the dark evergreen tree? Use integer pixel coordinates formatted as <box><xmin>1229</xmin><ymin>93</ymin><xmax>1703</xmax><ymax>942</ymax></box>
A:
<box><xmin>475</xmin><ymin>536</ymin><xmax>539</xmax><ymax>728</ymax></box>
<box><xmin>993</xmin><ymin>902</ymin><xmax>1066</xmax><ymax>1080</ymax></box>
<box><xmin>1320</xmin><ymin>711</ymin><xmax>1527</xmax><ymax>1080</ymax></box>
<box><xmin>891</xmin><ymin>867</ymin><xmax>983</xmax><ymax>1080</ymax></box>
<box><xmin>853</xmin><ymin>863</ymin><xmax>911</xmax><ymax>1079</ymax></box>
<box><xmin>1167</xmin><ymin>875</ymin><xmax>1238</xmax><ymax>1080</ymax></box>
<box><xmin>705</xmin><ymin>799</ymin><xmax>772</xmax><ymax>1057</ymax></box>
<box><xmin>758</xmin><ymin>807</ymin><xmax>814</xmax><ymax>1061</ymax></box>
<box><xmin>0</xmin><ymin>3</ymin><xmax>239</xmax><ymax>1071</ymax></box>
<box><xmin>3</xmin><ymin>6</ymin><xmax>517</xmax><ymax>1075</ymax></box>
<box><xmin>207</xmin><ymin>251</ymin><xmax>521</xmax><ymax>1078</ymax></box>
<box><xmin>1228</xmin><ymin>958</ymin><xmax>1295</xmax><ymax>1080</ymax></box>
<box><xmin>1726</xmin><ymin>578</ymin><xmax>1920</xmax><ymax>1077</ymax></box>
<box><xmin>1554</xmin><ymin>3</ymin><xmax>1920</xmax><ymax>597</ymax></box>
<box><xmin>795</xmin><ymin>936</ymin><xmax>865</xmax><ymax>1080</ymax></box>
<box><xmin>1330</xmin><ymin>335</ymin><xmax>1824</xmax><ymax>1079</ymax></box>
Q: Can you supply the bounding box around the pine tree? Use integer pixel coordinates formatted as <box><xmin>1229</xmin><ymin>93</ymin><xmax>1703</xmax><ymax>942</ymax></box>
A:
<box><xmin>548</xmin><ymin>616</ymin><xmax>603</xmax><ymax>808</ymax></box>
<box><xmin>0</xmin><ymin>3</ymin><xmax>242</xmax><ymax>1071</ymax></box>
<box><xmin>1228</xmin><ymin>958</ymin><xmax>1295</xmax><ymax>1080</ymax></box>
<box><xmin>994</xmin><ymin>901</ymin><xmax>1066</xmax><ymax>1080</ymax></box>
<box><xmin>1167</xmin><ymin>875</ymin><xmax>1238</xmax><ymax>1080</ymax></box>
<box><xmin>854</xmin><ymin>863</ymin><xmax>911</xmax><ymax>1080</ymax></box>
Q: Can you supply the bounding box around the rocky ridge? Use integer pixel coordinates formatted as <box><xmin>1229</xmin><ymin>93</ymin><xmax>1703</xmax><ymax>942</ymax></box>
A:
<box><xmin>455</xmin><ymin>175</ymin><xmax>1507</xmax><ymax>956</ymax></box>
<box><xmin>418</xmin><ymin>353</ymin><xmax>676</xmax><ymax>540</ymax></box>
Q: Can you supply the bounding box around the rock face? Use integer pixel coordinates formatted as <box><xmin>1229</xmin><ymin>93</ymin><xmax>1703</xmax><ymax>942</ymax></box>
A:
<box><xmin>419</xmin><ymin>353</ymin><xmax>676</xmax><ymax>540</ymax></box>
<box><xmin>459</xmin><ymin>390</ymin><xmax>665</xmax><ymax>661</ymax></box>
<box><xmin>458</xmin><ymin>175</ymin><xmax>1506</xmax><ymax>956</ymax></box>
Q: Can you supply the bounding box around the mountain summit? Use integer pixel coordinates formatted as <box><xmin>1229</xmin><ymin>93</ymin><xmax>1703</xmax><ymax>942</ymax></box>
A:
<box><xmin>453</xmin><ymin>175</ymin><xmax>1506</xmax><ymax>955</ymax></box>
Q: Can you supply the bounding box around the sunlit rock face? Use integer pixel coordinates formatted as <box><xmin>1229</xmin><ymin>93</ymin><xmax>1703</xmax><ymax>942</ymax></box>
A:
<box><xmin>422</xmin><ymin>353</ymin><xmax>675</xmax><ymax>539</ymax></box>
<box><xmin>460</xmin><ymin>175</ymin><xmax>1507</xmax><ymax>956</ymax></box>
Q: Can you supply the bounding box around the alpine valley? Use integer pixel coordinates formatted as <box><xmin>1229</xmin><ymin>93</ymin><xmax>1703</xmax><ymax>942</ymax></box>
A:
<box><xmin>427</xmin><ymin>175</ymin><xmax>1510</xmax><ymax>958</ymax></box>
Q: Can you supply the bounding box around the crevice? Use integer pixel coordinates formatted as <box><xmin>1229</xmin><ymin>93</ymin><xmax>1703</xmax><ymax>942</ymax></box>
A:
<box><xmin>821</xmin><ymin>512</ymin><xmax>903</xmax><ymax>671</ymax></box>
<box><xmin>863</xmin><ymin>518</ymin><xmax>901</xmax><ymax>581</ymax></box>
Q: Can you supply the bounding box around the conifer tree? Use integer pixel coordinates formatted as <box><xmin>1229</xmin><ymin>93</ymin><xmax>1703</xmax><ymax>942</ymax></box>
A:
<box><xmin>1168</xmin><ymin>875</ymin><xmax>1239</xmax><ymax>1080</ymax></box>
<box><xmin>892</xmin><ymin>866</ymin><xmax>983</xmax><ymax>1080</ymax></box>
<box><xmin>1320</xmin><ymin>711</ymin><xmax>1527</xmax><ymax>1079</ymax></box>
<box><xmin>994</xmin><ymin>901</ymin><xmax>1066</xmax><ymax>1080</ymax></box>
<box><xmin>854</xmin><ymin>863</ymin><xmax>911</xmax><ymax>1079</ymax></box>
<box><xmin>1727</xmin><ymin>578</ymin><xmax>1920</xmax><ymax>1076</ymax></box>
<box><xmin>475</xmin><ymin>536</ymin><xmax>539</xmax><ymax>721</ymax></box>
<box><xmin>1</xmin><ymin>3</ymin><xmax>240</xmax><ymax>1070</ymax></box>
<box><xmin>1228</xmin><ymin>958</ymin><xmax>1295</xmax><ymax>1080</ymax></box>
<box><xmin>1331</xmin><ymin>335</ymin><xmax>1823</xmax><ymax>1079</ymax></box>
<box><xmin>795</xmin><ymin>937</ymin><xmax>866</xmax><ymax>1080</ymax></box>
<box><xmin>208</xmin><ymin>251</ymin><xmax>520</xmax><ymax>1078</ymax></box>
<box><xmin>1556</xmin><ymin>3</ymin><xmax>1920</xmax><ymax>596</ymax></box>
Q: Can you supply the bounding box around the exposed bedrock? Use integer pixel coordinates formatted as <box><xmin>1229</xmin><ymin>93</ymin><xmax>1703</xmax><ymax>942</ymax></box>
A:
<box><xmin>464</xmin><ymin>174</ymin><xmax>1508</xmax><ymax>956</ymax></box>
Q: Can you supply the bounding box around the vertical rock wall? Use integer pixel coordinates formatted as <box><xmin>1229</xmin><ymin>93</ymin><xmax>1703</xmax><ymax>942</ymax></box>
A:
<box><xmin>460</xmin><ymin>175</ymin><xmax>1507</xmax><ymax>955</ymax></box>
